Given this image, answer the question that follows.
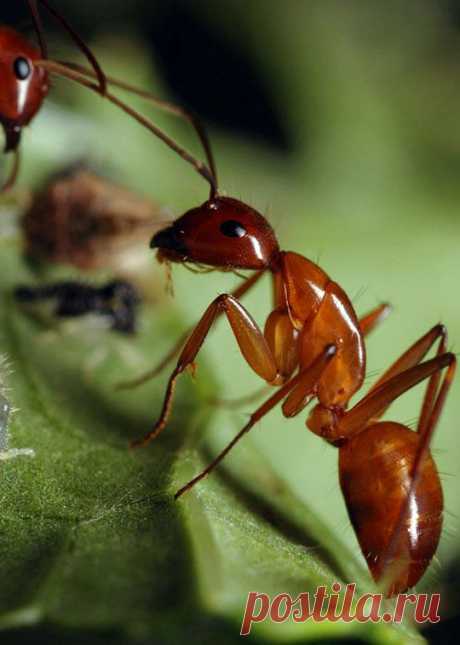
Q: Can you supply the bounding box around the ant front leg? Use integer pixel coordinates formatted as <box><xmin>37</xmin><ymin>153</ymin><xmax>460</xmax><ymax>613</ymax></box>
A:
<box><xmin>117</xmin><ymin>270</ymin><xmax>266</xmax><ymax>390</ymax></box>
<box><xmin>130</xmin><ymin>292</ymin><xmax>279</xmax><ymax>449</ymax></box>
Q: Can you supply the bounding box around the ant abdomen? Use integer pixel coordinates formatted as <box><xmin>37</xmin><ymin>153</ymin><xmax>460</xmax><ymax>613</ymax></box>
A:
<box><xmin>339</xmin><ymin>422</ymin><xmax>443</xmax><ymax>595</ymax></box>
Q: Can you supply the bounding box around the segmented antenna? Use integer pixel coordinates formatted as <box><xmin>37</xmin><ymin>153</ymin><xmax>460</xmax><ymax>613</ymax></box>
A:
<box><xmin>35</xmin><ymin>60</ymin><xmax>219</xmax><ymax>198</ymax></box>
<box><xmin>60</xmin><ymin>61</ymin><xmax>218</xmax><ymax>195</ymax></box>
<box><xmin>27</xmin><ymin>0</ymin><xmax>107</xmax><ymax>95</ymax></box>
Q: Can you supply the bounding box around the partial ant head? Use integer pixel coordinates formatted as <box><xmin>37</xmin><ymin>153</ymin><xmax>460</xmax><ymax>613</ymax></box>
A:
<box><xmin>0</xmin><ymin>1</ymin><xmax>108</xmax><ymax>155</ymax></box>
<box><xmin>151</xmin><ymin>196</ymin><xmax>279</xmax><ymax>270</ymax></box>
<box><xmin>0</xmin><ymin>27</ymin><xmax>49</xmax><ymax>152</ymax></box>
<box><xmin>0</xmin><ymin>2</ymin><xmax>221</xmax><ymax>195</ymax></box>
<box><xmin>0</xmin><ymin>0</ymin><xmax>108</xmax><ymax>191</ymax></box>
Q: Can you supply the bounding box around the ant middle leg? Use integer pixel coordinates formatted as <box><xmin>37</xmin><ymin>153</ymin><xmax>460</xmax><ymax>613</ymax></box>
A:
<box><xmin>174</xmin><ymin>344</ymin><xmax>337</xmax><ymax>499</ymax></box>
<box><xmin>206</xmin><ymin>385</ymin><xmax>272</xmax><ymax>410</ymax></box>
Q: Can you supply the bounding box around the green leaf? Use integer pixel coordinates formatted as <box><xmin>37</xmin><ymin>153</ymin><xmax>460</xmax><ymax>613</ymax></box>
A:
<box><xmin>4</xmin><ymin>7</ymin><xmax>457</xmax><ymax>639</ymax></box>
<box><xmin>0</xmin><ymin>233</ymin><xmax>422</xmax><ymax>644</ymax></box>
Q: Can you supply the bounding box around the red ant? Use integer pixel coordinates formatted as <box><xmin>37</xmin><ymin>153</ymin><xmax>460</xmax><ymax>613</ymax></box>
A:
<box><xmin>6</xmin><ymin>2</ymin><xmax>454</xmax><ymax>597</ymax></box>
<box><xmin>0</xmin><ymin>0</ymin><xmax>215</xmax><ymax>194</ymax></box>
<box><xmin>100</xmin><ymin>71</ymin><xmax>456</xmax><ymax>597</ymax></box>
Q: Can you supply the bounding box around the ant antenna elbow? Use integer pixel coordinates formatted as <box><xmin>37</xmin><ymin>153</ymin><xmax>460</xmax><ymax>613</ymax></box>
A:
<box><xmin>35</xmin><ymin>59</ymin><xmax>218</xmax><ymax>197</ymax></box>
<box><xmin>28</xmin><ymin>0</ymin><xmax>107</xmax><ymax>95</ymax></box>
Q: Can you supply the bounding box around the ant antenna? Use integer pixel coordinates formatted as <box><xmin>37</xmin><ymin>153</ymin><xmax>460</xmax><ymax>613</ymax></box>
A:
<box><xmin>35</xmin><ymin>60</ymin><xmax>218</xmax><ymax>198</ymax></box>
<box><xmin>27</xmin><ymin>0</ymin><xmax>107</xmax><ymax>95</ymax></box>
<box><xmin>60</xmin><ymin>61</ymin><xmax>218</xmax><ymax>197</ymax></box>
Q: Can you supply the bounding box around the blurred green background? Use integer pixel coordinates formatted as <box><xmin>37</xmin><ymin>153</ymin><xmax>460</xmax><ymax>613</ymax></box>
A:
<box><xmin>1</xmin><ymin>1</ymin><xmax>460</xmax><ymax>643</ymax></box>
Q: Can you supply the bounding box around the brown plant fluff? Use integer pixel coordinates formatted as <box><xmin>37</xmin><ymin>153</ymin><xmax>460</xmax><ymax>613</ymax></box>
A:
<box><xmin>22</xmin><ymin>168</ymin><xmax>167</xmax><ymax>273</ymax></box>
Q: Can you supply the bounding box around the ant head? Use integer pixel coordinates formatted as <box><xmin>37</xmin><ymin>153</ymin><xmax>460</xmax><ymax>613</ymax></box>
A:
<box><xmin>0</xmin><ymin>27</ymin><xmax>49</xmax><ymax>152</ymax></box>
<box><xmin>151</xmin><ymin>196</ymin><xmax>280</xmax><ymax>270</ymax></box>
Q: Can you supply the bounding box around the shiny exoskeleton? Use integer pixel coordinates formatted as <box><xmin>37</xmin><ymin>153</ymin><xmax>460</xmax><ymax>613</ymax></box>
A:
<box><xmin>114</xmin><ymin>91</ymin><xmax>456</xmax><ymax>596</ymax></box>
<box><xmin>0</xmin><ymin>26</ymin><xmax>49</xmax><ymax>152</ymax></box>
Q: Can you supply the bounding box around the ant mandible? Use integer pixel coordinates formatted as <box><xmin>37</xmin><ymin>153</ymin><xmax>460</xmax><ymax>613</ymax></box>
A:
<box><xmin>0</xmin><ymin>0</ymin><xmax>215</xmax><ymax>193</ymax></box>
<box><xmin>102</xmin><ymin>60</ymin><xmax>456</xmax><ymax>597</ymax></box>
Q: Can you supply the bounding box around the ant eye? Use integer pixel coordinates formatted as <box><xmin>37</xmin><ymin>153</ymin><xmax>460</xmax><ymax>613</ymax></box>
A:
<box><xmin>220</xmin><ymin>220</ymin><xmax>247</xmax><ymax>238</ymax></box>
<box><xmin>13</xmin><ymin>57</ymin><xmax>32</xmax><ymax>81</ymax></box>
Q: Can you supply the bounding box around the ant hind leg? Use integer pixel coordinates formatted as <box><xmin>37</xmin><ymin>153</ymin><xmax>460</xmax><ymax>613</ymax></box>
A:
<box><xmin>338</xmin><ymin>348</ymin><xmax>455</xmax><ymax>596</ymax></box>
<box><xmin>364</xmin><ymin>324</ymin><xmax>448</xmax><ymax>422</ymax></box>
<box><xmin>377</xmin><ymin>353</ymin><xmax>456</xmax><ymax>595</ymax></box>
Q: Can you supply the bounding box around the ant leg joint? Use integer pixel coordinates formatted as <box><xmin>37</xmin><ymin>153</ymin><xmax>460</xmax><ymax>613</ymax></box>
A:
<box><xmin>444</xmin><ymin>352</ymin><xmax>456</xmax><ymax>370</ymax></box>
<box><xmin>433</xmin><ymin>323</ymin><xmax>447</xmax><ymax>337</ymax></box>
